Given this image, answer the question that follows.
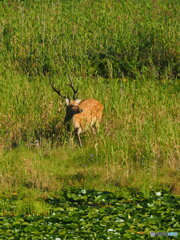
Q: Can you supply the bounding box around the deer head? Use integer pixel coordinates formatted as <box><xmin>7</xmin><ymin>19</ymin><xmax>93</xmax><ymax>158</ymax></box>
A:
<box><xmin>49</xmin><ymin>76</ymin><xmax>82</xmax><ymax>123</ymax></box>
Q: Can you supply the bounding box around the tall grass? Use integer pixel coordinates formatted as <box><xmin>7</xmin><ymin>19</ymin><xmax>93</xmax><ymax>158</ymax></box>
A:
<box><xmin>0</xmin><ymin>77</ymin><xmax>179</xmax><ymax>196</ymax></box>
<box><xmin>0</xmin><ymin>0</ymin><xmax>179</xmax><ymax>200</ymax></box>
<box><xmin>0</xmin><ymin>0</ymin><xmax>178</xmax><ymax>78</ymax></box>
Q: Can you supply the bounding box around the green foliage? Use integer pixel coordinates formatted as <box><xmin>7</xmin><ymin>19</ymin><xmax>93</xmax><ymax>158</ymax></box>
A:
<box><xmin>0</xmin><ymin>0</ymin><xmax>178</xmax><ymax>78</ymax></box>
<box><xmin>0</xmin><ymin>0</ymin><xmax>179</xmax><ymax>231</ymax></box>
<box><xmin>0</xmin><ymin>189</ymin><xmax>179</xmax><ymax>239</ymax></box>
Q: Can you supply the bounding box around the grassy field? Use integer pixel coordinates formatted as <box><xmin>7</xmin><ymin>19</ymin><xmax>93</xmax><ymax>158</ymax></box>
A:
<box><xmin>0</xmin><ymin>0</ymin><xmax>179</xmax><ymax>213</ymax></box>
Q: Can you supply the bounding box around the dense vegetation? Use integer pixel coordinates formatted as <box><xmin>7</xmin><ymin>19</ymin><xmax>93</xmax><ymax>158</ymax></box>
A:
<box><xmin>0</xmin><ymin>0</ymin><xmax>178</xmax><ymax>78</ymax></box>
<box><xmin>0</xmin><ymin>0</ymin><xmax>179</xmax><ymax>238</ymax></box>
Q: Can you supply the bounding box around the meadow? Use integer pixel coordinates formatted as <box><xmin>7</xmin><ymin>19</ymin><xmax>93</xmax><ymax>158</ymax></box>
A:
<box><xmin>0</xmin><ymin>0</ymin><xmax>179</xmax><ymax>216</ymax></box>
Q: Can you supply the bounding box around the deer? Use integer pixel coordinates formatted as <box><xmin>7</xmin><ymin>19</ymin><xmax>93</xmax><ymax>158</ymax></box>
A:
<box><xmin>50</xmin><ymin>77</ymin><xmax>104</xmax><ymax>147</ymax></box>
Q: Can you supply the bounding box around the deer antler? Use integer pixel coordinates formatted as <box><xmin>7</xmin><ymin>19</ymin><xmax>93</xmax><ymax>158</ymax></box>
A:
<box><xmin>67</xmin><ymin>76</ymin><xmax>79</xmax><ymax>100</ymax></box>
<box><xmin>49</xmin><ymin>79</ymin><xmax>68</xmax><ymax>99</ymax></box>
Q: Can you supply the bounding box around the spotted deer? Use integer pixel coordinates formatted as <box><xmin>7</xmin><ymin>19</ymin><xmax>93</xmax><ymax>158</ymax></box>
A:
<box><xmin>50</xmin><ymin>77</ymin><xmax>104</xmax><ymax>147</ymax></box>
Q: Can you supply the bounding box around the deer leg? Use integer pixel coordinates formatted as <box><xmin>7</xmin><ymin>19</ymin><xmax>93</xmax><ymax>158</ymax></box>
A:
<box><xmin>75</xmin><ymin>128</ymin><xmax>82</xmax><ymax>147</ymax></box>
<box><xmin>91</xmin><ymin>127</ymin><xmax>96</xmax><ymax>134</ymax></box>
<box><xmin>77</xmin><ymin>132</ymin><xmax>82</xmax><ymax>147</ymax></box>
<box><xmin>94</xmin><ymin>121</ymin><xmax>100</xmax><ymax>133</ymax></box>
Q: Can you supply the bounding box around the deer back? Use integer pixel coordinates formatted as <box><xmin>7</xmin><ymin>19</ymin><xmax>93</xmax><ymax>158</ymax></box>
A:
<box><xmin>72</xmin><ymin>98</ymin><xmax>104</xmax><ymax>130</ymax></box>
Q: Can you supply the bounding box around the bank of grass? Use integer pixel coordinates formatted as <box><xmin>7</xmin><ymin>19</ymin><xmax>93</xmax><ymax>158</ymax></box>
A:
<box><xmin>0</xmin><ymin>76</ymin><xmax>179</xmax><ymax>202</ymax></box>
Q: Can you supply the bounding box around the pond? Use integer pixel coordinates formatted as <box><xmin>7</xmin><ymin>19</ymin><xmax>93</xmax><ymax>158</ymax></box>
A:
<box><xmin>0</xmin><ymin>188</ymin><xmax>179</xmax><ymax>239</ymax></box>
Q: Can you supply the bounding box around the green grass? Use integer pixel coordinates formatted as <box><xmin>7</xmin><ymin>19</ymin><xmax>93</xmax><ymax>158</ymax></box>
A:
<box><xmin>0</xmin><ymin>78</ymin><xmax>179</xmax><ymax>199</ymax></box>
<box><xmin>0</xmin><ymin>0</ymin><xmax>179</xmax><ymax>210</ymax></box>
<box><xmin>0</xmin><ymin>0</ymin><xmax>178</xmax><ymax>78</ymax></box>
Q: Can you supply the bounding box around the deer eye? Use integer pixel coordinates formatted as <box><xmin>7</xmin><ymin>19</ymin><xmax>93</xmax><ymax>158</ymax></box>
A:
<box><xmin>71</xmin><ymin>105</ymin><xmax>79</xmax><ymax>112</ymax></box>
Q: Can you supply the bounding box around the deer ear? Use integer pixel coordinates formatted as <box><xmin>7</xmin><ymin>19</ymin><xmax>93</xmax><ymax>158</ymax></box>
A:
<box><xmin>76</xmin><ymin>99</ymin><xmax>81</xmax><ymax>104</ymax></box>
<box><xmin>65</xmin><ymin>98</ymin><xmax>70</xmax><ymax>105</ymax></box>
